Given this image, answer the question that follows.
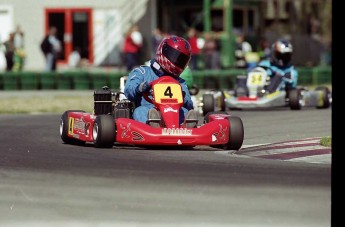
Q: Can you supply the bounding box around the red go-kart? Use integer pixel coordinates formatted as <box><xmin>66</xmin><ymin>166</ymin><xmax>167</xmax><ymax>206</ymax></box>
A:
<box><xmin>60</xmin><ymin>76</ymin><xmax>244</xmax><ymax>150</ymax></box>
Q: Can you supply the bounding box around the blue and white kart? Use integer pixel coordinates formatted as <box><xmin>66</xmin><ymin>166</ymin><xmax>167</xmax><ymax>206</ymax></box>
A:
<box><xmin>223</xmin><ymin>67</ymin><xmax>331</xmax><ymax>110</ymax></box>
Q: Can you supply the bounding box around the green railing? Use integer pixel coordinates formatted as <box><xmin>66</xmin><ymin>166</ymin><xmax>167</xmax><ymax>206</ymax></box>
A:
<box><xmin>0</xmin><ymin>66</ymin><xmax>331</xmax><ymax>91</ymax></box>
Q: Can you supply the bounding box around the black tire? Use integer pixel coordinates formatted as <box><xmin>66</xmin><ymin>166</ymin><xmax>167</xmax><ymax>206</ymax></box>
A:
<box><xmin>225</xmin><ymin>116</ymin><xmax>244</xmax><ymax>150</ymax></box>
<box><xmin>289</xmin><ymin>89</ymin><xmax>302</xmax><ymax>110</ymax></box>
<box><xmin>93</xmin><ymin>115</ymin><xmax>116</xmax><ymax>148</ymax></box>
<box><xmin>189</xmin><ymin>84</ymin><xmax>200</xmax><ymax>96</ymax></box>
<box><xmin>202</xmin><ymin>94</ymin><xmax>215</xmax><ymax>116</ymax></box>
<box><xmin>211</xmin><ymin>116</ymin><xmax>244</xmax><ymax>150</ymax></box>
<box><xmin>315</xmin><ymin>86</ymin><xmax>331</xmax><ymax>109</ymax></box>
<box><xmin>60</xmin><ymin>110</ymin><xmax>86</xmax><ymax>145</ymax></box>
<box><xmin>220</xmin><ymin>91</ymin><xmax>226</xmax><ymax>111</ymax></box>
<box><xmin>204</xmin><ymin>111</ymin><xmax>229</xmax><ymax>123</ymax></box>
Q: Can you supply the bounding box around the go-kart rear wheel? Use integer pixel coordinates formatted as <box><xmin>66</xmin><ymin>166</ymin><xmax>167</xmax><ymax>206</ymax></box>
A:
<box><xmin>315</xmin><ymin>86</ymin><xmax>331</xmax><ymax>109</ymax></box>
<box><xmin>93</xmin><ymin>115</ymin><xmax>116</xmax><ymax>148</ymax></box>
<box><xmin>288</xmin><ymin>89</ymin><xmax>302</xmax><ymax>110</ymax></box>
<box><xmin>60</xmin><ymin>110</ymin><xmax>86</xmax><ymax>145</ymax></box>
<box><xmin>202</xmin><ymin>94</ymin><xmax>215</xmax><ymax>116</ymax></box>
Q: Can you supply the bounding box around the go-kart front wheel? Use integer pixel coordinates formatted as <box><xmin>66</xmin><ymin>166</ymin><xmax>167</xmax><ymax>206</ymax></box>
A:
<box><xmin>210</xmin><ymin>116</ymin><xmax>244</xmax><ymax>150</ymax></box>
<box><xmin>226</xmin><ymin>116</ymin><xmax>244</xmax><ymax>150</ymax></box>
<box><xmin>93</xmin><ymin>115</ymin><xmax>116</xmax><ymax>148</ymax></box>
<box><xmin>288</xmin><ymin>89</ymin><xmax>302</xmax><ymax>110</ymax></box>
<box><xmin>60</xmin><ymin>110</ymin><xmax>86</xmax><ymax>145</ymax></box>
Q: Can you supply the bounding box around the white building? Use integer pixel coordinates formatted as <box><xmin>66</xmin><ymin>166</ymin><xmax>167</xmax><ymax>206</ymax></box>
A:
<box><xmin>0</xmin><ymin>0</ymin><xmax>156</xmax><ymax>71</ymax></box>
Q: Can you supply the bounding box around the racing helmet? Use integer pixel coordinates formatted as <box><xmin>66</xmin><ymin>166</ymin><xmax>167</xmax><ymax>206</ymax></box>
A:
<box><xmin>155</xmin><ymin>36</ymin><xmax>192</xmax><ymax>77</ymax></box>
<box><xmin>271</xmin><ymin>39</ymin><xmax>293</xmax><ymax>66</ymax></box>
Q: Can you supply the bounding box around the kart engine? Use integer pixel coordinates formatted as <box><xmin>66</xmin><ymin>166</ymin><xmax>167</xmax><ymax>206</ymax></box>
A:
<box><xmin>93</xmin><ymin>86</ymin><xmax>134</xmax><ymax>119</ymax></box>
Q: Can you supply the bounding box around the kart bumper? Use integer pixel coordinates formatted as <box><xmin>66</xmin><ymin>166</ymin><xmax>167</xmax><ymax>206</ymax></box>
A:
<box><xmin>115</xmin><ymin>118</ymin><xmax>230</xmax><ymax>146</ymax></box>
<box><xmin>225</xmin><ymin>92</ymin><xmax>286</xmax><ymax>109</ymax></box>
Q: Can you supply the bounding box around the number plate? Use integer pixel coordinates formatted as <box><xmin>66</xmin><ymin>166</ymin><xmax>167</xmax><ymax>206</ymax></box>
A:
<box><xmin>247</xmin><ymin>71</ymin><xmax>266</xmax><ymax>87</ymax></box>
<box><xmin>153</xmin><ymin>83</ymin><xmax>183</xmax><ymax>104</ymax></box>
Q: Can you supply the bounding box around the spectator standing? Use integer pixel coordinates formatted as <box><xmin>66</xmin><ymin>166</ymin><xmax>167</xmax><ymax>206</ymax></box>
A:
<box><xmin>40</xmin><ymin>26</ymin><xmax>61</xmax><ymax>71</ymax></box>
<box><xmin>187</xmin><ymin>28</ymin><xmax>201</xmax><ymax>70</ymax></box>
<box><xmin>13</xmin><ymin>25</ymin><xmax>24</xmax><ymax>49</ymax></box>
<box><xmin>3</xmin><ymin>33</ymin><xmax>15</xmax><ymax>71</ymax></box>
<box><xmin>13</xmin><ymin>25</ymin><xmax>25</xmax><ymax>72</ymax></box>
<box><xmin>68</xmin><ymin>47</ymin><xmax>82</xmax><ymax>68</ymax></box>
<box><xmin>308</xmin><ymin>14</ymin><xmax>321</xmax><ymax>41</ymax></box>
<box><xmin>202</xmin><ymin>32</ymin><xmax>221</xmax><ymax>69</ymax></box>
<box><xmin>151</xmin><ymin>27</ymin><xmax>163</xmax><ymax>58</ymax></box>
<box><xmin>234</xmin><ymin>32</ymin><xmax>252</xmax><ymax>69</ymax></box>
<box><xmin>258</xmin><ymin>37</ymin><xmax>271</xmax><ymax>61</ymax></box>
<box><xmin>123</xmin><ymin>24</ymin><xmax>143</xmax><ymax>71</ymax></box>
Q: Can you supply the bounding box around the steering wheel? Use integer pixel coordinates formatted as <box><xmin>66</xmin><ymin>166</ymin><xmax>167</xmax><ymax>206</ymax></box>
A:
<box><xmin>143</xmin><ymin>88</ymin><xmax>154</xmax><ymax>104</ymax></box>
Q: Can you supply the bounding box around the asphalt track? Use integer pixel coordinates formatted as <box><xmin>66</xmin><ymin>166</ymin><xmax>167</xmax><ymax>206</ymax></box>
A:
<box><xmin>0</xmin><ymin>107</ymin><xmax>332</xmax><ymax>227</ymax></box>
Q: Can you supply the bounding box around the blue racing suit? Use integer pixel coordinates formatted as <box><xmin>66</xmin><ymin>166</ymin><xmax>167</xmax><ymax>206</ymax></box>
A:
<box><xmin>258</xmin><ymin>59</ymin><xmax>298</xmax><ymax>91</ymax></box>
<box><xmin>124</xmin><ymin>59</ymin><xmax>194</xmax><ymax>125</ymax></box>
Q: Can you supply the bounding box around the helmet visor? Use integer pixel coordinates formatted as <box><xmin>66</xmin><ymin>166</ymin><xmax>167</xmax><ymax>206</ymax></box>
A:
<box><xmin>162</xmin><ymin>44</ymin><xmax>189</xmax><ymax>69</ymax></box>
<box><xmin>276</xmin><ymin>52</ymin><xmax>292</xmax><ymax>65</ymax></box>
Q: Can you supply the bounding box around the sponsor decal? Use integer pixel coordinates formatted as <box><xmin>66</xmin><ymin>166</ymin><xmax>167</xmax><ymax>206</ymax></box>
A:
<box><xmin>73</xmin><ymin>118</ymin><xmax>86</xmax><ymax>134</ymax></box>
<box><xmin>212</xmin><ymin>124</ymin><xmax>227</xmax><ymax>142</ymax></box>
<box><xmin>132</xmin><ymin>131</ymin><xmax>144</xmax><ymax>141</ymax></box>
<box><xmin>119</xmin><ymin>123</ymin><xmax>144</xmax><ymax>141</ymax></box>
<box><xmin>85</xmin><ymin>122</ymin><xmax>91</xmax><ymax>137</ymax></box>
<box><xmin>162</xmin><ymin>128</ymin><xmax>192</xmax><ymax>136</ymax></box>
<box><xmin>266</xmin><ymin>91</ymin><xmax>280</xmax><ymax>98</ymax></box>
<box><xmin>163</xmin><ymin>107</ymin><xmax>178</xmax><ymax>113</ymax></box>
<box><xmin>120</xmin><ymin>123</ymin><xmax>131</xmax><ymax>139</ymax></box>
<box><xmin>68</xmin><ymin>117</ymin><xmax>74</xmax><ymax>135</ymax></box>
<box><xmin>161</xmin><ymin>98</ymin><xmax>178</xmax><ymax>103</ymax></box>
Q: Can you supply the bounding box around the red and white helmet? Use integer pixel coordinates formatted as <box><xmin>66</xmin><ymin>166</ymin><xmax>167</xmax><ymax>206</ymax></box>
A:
<box><xmin>155</xmin><ymin>36</ymin><xmax>192</xmax><ymax>77</ymax></box>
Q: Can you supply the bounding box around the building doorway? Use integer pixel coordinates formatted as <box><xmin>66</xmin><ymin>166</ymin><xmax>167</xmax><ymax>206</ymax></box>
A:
<box><xmin>45</xmin><ymin>8</ymin><xmax>93</xmax><ymax>65</ymax></box>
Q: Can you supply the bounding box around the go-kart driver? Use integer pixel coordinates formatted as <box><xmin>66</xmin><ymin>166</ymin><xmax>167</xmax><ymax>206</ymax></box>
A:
<box><xmin>257</xmin><ymin>38</ymin><xmax>299</xmax><ymax>93</ymax></box>
<box><xmin>124</xmin><ymin>35</ymin><xmax>198</xmax><ymax>128</ymax></box>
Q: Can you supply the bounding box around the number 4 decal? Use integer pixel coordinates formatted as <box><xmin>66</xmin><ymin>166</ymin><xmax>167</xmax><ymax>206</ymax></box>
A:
<box><xmin>164</xmin><ymin>86</ymin><xmax>173</xmax><ymax>98</ymax></box>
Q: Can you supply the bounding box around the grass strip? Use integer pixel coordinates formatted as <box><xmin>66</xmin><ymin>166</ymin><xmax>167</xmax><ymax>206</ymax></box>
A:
<box><xmin>320</xmin><ymin>136</ymin><xmax>331</xmax><ymax>147</ymax></box>
<box><xmin>0</xmin><ymin>96</ymin><xmax>93</xmax><ymax>114</ymax></box>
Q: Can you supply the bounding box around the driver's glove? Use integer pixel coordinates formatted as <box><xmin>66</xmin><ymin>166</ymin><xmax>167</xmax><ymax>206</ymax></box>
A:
<box><xmin>283</xmin><ymin>72</ymin><xmax>294</xmax><ymax>83</ymax></box>
<box><xmin>138</xmin><ymin>81</ymin><xmax>151</xmax><ymax>93</ymax></box>
<box><xmin>284</xmin><ymin>72</ymin><xmax>292</xmax><ymax>80</ymax></box>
